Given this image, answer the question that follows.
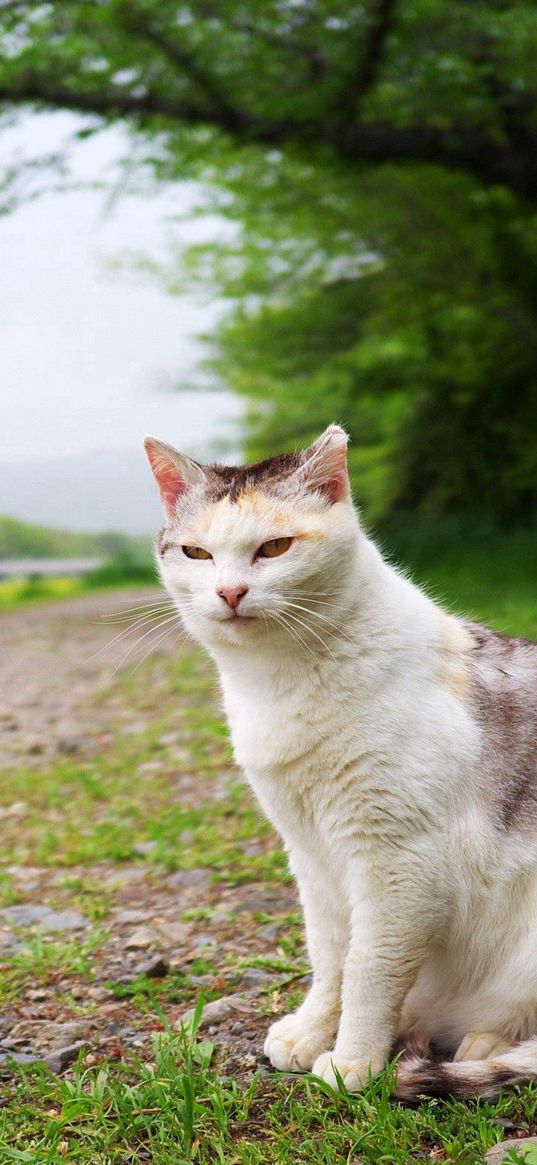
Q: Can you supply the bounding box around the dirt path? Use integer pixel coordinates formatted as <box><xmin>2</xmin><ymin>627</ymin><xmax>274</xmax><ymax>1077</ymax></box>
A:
<box><xmin>0</xmin><ymin>588</ymin><xmax>176</xmax><ymax>768</ymax></box>
<box><xmin>0</xmin><ymin>590</ymin><xmax>300</xmax><ymax>1085</ymax></box>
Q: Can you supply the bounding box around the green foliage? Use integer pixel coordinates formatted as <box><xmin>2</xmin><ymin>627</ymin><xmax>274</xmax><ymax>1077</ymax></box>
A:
<box><xmin>0</xmin><ymin>516</ymin><xmax>150</xmax><ymax>562</ymax></box>
<box><xmin>1</xmin><ymin>3</ymin><xmax>537</xmax><ymax>523</ymax></box>
<box><xmin>84</xmin><ymin>554</ymin><xmax>156</xmax><ymax>589</ymax></box>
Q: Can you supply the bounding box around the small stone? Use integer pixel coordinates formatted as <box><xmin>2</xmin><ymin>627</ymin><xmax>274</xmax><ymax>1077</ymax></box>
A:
<box><xmin>259</xmin><ymin>924</ymin><xmax>282</xmax><ymax>941</ymax></box>
<box><xmin>57</xmin><ymin>735</ymin><xmax>83</xmax><ymax>755</ymax></box>
<box><xmin>0</xmin><ymin>802</ymin><xmax>27</xmax><ymax>820</ymax></box>
<box><xmin>0</xmin><ymin>1052</ymin><xmax>41</xmax><ymax>1069</ymax></box>
<box><xmin>154</xmin><ymin>921</ymin><xmax>190</xmax><ymax>945</ymax></box>
<box><xmin>239</xmin><ymin>968</ymin><xmax>274</xmax><ymax>989</ymax></box>
<box><xmin>132</xmin><ymin>841</ymin><xmax>157</xmax><ymax>857</ymax></box>
<box><xmin>138</xmin><ymin>761</ymin><xmax>164</xmax><ymax>776</ymax></box>
<box><xmin>230</xmin><ymin>1021</ymin><xmax>245</xmax><ymax>1035</ymax></box>
<box><xmin>192</xmin><ymin>933</ymin><xmax>215</xmax><ymax>949</ymax></box>
<box><xmin>135</xmin><ymin>956</ymin><xmax>169</xmax><ymax>979</ymax></box>
<box><xmin>159</xmin><ymin>732</ymin><xmax>181</xmax><ymax>746</ymax></box>
<box><xmin>125</xmin><ymin>926</ymin><xmax>159</xmax><ymax>950</ymax></box>
<box><xmin>179</xmin><ymin>994</ymin><xmax>251</xmax><ymax>1030</ymax></box>
<box><xmin>485</xmin><ymin>1138</ymin><xmax>537</xmax><ymax>1165</ymax></box>
<box><xmin>26</xmin><ymin>988</ymin><xmax>49</xmax><ymax>1001</ymax></box>
<box><xmin>179</xmin><ymin>830</ymin><xmax>194</xmax><ymax>846</ymax></box>
<box><xmin>9</xmin><ymin>1020</ymin><xmax>87</xmax><ymax>1052</ymax></box>
<box><xmin>45</xmin><ymin>1042</ymin><xmax>88</xmax><ymax>1074</ymax></box>
<box><xmin>0</xmin><ymin>905</ymin><xmax>86</xmax><ymax>931</ymax></box>
<box><xmin>166</xmin><ymin>868</ymin><xmax>212</xmax><ymax>889</ymax></box>
<box><xmin>113</xmin><ymin>909</ymin><xmax>152</xmax><ymax>925</ymax></box>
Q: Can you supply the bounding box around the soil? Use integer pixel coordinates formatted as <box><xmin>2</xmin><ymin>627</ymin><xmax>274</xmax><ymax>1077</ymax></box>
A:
<box><xmin>0</xmin><ymin>589</ymin><xmax>301</xmax><ymax>1082</ymax></box>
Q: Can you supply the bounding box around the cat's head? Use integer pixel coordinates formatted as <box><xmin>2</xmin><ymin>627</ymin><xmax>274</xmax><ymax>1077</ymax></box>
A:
<box><xmin>144</xmin><ymin>425</ymin><xmax>358</xmax><ymax>652</ymax></box>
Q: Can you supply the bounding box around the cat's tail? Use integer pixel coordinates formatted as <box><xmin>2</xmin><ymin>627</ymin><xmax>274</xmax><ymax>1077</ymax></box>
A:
<box><xmin>395</xmin><ymin>1038</ymin><xmax>537</xmax><ymax>1101</ymax></box>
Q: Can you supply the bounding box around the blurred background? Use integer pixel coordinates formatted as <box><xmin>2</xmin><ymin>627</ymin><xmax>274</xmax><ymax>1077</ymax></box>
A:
<box><xmin>1</xmin><ymin>8</ymin><xmax>537</xmax><ymax>1150</ymax></box>
<box><xmin>1</xmin><ymin>0</ymin><xmax>536</xmax><ymax>632</ymax></box>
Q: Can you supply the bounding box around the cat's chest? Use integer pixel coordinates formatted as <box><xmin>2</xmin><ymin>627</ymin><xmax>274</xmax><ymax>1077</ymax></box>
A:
<box><xmin>221</xmin><ymin>666</ymin><xmax>351</xmax><ymax>771</ymax></box>
<box><xmin>219</xmin><ymin>665</ymin><xmax>368</xmax><ymax>843</ymax></box>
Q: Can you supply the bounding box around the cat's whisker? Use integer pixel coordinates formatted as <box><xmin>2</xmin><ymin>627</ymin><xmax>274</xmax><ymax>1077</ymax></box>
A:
<box><xmin>269</xmin><ymin>611</ymin><xmax>316</xmax><ymax>659</ymax></box>
<box><xmin>282</xmin><ymin>600</ymin><xmax>358</xmax><ymax>648</ymax></box>
<box><xmin>95</xmin><ymin>605</ymin><xmax>176</xmax><ymax>627</ymax></box>
<box><xmin>279</xmin><ymin>607</ymin><xmax>337</xmax><ymax>660</ymax></box>
<box><xmin>98</xmin><ymin>599</ymin><xmax>175</xmax><ymax>622</ymax></box>
<box><xmin>108</xmin><ymin>613</ymin><xmax>181</xmax><ymax>676</ymax></box>
<box><xmin>123</xmin><ymin>621</ymin><xmax>189</xmax><ymax>677</ymax></box>
<box><xmin>87</xmin><ymin>608</ymin><xmax>179</xmax><ymax>661</ymax></box>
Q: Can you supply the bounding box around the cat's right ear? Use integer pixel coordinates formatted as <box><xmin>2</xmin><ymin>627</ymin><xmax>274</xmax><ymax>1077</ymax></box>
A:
<box><xmin>144</xmin><ymin>437</ymin><xmax>204</xmax><ymax>520</ymax></box>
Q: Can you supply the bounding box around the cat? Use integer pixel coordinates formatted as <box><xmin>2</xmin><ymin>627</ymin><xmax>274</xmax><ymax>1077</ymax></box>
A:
<box><xmin>145</xmin><ymin>424</ymin><xmax>537</xmax><ymax>1100</ymax></box>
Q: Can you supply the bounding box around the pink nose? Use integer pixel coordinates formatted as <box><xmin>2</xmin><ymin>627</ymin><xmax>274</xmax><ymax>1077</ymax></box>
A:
<box><xmin>217</xmin><ymin>585</ymin><xmax>248</xmax><ymax>609</ymax></box>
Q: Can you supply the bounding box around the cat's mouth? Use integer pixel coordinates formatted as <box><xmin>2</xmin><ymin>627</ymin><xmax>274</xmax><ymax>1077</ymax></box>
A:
<box><xmin>213</xmin><ymin>610</ymin><xmax>258</xmax><ymax>624</ymax></box>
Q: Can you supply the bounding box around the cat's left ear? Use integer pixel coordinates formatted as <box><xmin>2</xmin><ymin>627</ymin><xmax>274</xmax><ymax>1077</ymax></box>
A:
<box><xmin>144</xmin><ymin>437</ymin><xmax>205</xmax><ymax>520</ymax></box>
<box><xmin>298</xmin><ymin>425</ymin><xmax>350</xmax><ymax>503</ymax></box>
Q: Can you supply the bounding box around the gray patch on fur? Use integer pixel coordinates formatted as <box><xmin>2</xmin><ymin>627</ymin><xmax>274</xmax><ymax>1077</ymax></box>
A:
<box><xmin>465</xmin><ymin>623</ymin><xmax>537</xmax><ymax>830</ymax></box>
<box><xmin>204</xmin><ymin>451</ymin><xmax>304</xmax><ymax>503</ymax></box>
<box><xmin>395</xmin><ymin>1056</ymin><xmax>519</xmax><ymax>1101</ymax></box>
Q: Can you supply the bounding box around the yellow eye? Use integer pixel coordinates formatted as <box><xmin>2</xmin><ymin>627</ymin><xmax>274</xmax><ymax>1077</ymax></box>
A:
<box><xmin>257</xmin><ymin>537</ymin><xmax>293</xmax><ymax>559</ymax></box>
<box><xmin>182</xmin><ymin>546</ymin><xmax>212</xmax><ymax>560</ymax></box>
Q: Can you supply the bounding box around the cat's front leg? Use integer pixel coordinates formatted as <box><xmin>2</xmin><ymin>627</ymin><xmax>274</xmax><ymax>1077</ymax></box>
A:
<box><xmin>312</xmin><ymin>872</ymin><xmax>433</xmax><ymax>1091</ymax></box>
<box><xmin>264</xmin><ymin>854</ymin><xmax>348</xmax><ymax>1072</ymax></box>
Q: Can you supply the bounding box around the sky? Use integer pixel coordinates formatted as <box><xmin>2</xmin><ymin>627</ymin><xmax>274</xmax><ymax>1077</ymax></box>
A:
<box><xmin>0</xmin><ymin>112</ymin><xmax>243</xmax><ymax>532</ymax></box>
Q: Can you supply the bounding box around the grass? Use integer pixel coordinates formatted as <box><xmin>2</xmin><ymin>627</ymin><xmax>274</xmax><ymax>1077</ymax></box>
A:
<box><xmin>0</xmin><ymin>561</ymin><xmax>155</xmax><ymax>610</ymax></box>
<box><xmin>383</xmin><ymin>521</ymin><xmax>537</xmax><ymax>638</ymax></box>
<box><xmin>5</xmin><ymin>1023</ymin><xmax>537</xmax><ymax>1164</ymax></box>
<box><xmin>1</xmin><ymin>540</ymin><xmax>537</xmax><ymax>1163</ymax></box>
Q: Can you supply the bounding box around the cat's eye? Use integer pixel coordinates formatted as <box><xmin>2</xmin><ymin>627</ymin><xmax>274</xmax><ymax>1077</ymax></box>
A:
<box><xmin>182</xmin><ymin>546</ymin><xmax>212</xmax><ymax>560</ymax></box>
<box><xmin>256</xmin><ymin>537</ymin><xmax>293</xmax><ymax>559</ymax></box>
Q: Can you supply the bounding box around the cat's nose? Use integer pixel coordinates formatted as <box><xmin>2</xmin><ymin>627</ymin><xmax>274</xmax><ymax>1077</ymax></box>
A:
<box><xmin>217</xmin><ymin>585</ymin><xmax>249</xmax><ymax>609</ymax></box>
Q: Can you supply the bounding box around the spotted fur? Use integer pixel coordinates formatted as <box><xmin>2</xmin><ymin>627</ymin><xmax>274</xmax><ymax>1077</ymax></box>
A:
<box><xmin>145</xmin><ymin>425</ymin><xmax>537</xmax><ymax>1102</ymax></box>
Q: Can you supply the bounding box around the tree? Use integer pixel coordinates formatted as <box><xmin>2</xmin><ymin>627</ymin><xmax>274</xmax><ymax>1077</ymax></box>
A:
<box><xmin>1</xmin><ymin>1</ymin><xmax>537</xmax><ymax>524</ymax></box>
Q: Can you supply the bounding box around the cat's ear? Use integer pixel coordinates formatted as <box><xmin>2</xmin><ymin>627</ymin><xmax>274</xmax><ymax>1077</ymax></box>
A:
<box><xmin>144</xmin><ymin>437</ymin><xmax>205</xmax><ymax>520</ymax></box>
<box><xmin>298</xmin><ymin>425</ymin><xmax>350</xmax><ymax>504</ymax></box>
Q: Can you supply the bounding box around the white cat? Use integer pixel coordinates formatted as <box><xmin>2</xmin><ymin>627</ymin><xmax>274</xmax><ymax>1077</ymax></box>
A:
<box><xmin>145</xmin><ymin>424</ymin><xmax>537</xmax><ymax>1099</ymax></box>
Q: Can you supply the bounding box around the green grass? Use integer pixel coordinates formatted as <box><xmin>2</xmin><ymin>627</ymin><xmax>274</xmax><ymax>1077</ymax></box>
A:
<box><xmin>384</xmin><ymin>521</ymin><xmax>537</xmax><ymax>638</ymax></box>
<box><xmin>1</xmin><ymin>541</ymin><xmax>537</xmax><ymax>1163</ymax></box>
<box><xmin>5</xmin><ymin>1020</ymin><xmax>537</xmax><ymax>1164</ymax></box>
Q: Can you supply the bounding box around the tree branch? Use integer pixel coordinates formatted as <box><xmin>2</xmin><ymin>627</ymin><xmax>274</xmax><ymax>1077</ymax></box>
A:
<box><xmin>120</xmin><ymin>10</ymin><xmax>251</xmax><ymax>133</ymax></box>
<box><xmin>1</xmin><ymin>72</ymin><xmax>536</xmax><ymax>202</ymax></box>
<box><xmin>347</xmin><ymin>0</ymin><xmax>399</xmax><ymax>112</ymax></box>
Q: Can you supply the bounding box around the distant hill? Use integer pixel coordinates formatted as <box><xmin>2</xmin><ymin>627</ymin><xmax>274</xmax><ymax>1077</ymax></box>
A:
<box><xmin>0</xmin><ymin>515</ymin><xmax>151</xmax><ymax>561</ymax></box>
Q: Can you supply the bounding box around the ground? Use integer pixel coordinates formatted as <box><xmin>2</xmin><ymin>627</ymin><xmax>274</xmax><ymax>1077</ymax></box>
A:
<box><xmin>1</xmin><ymin>589</ymin><xmax>537</xmax><ymax>1164</ymax></box>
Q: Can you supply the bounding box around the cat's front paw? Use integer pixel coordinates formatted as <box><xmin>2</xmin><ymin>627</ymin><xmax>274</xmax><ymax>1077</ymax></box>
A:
<box><xmin>264</xmin><ymin>1014</ymin><xmax>334</xmax><ymax>1072</ymax></box>
<box><xmin>311</xmin><ymin>1051</ymin><xmax>379</xmax><ymax>1092</ymax></box>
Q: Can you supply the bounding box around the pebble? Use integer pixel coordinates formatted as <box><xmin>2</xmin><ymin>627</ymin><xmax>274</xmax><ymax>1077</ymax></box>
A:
<box><xmin>132</xmin><ymin>841</ymin><xmax>157</xmax><ymax>857</ymax></box>
<box><xmin>166</xmin><ymin>868</ymin><xmax>212</xmax><ymax>889</ymax></box>
<box><xmin>56</xmin><ymin>735</ymin><xmax>83</xmax><ymax>755</ymax></box>
<box><xmin>485</xmin><ymin>1138</ymin><xmax>537</xmax><ymax>1164</ymax></box>
<box><xmin>179</xmin><ymin>994</ymin><xmax>251</xmax><ymax>1030</ymax></box>
<box><xmin>0</xmin><ymin>1041</ymin><xmax>87</xmax><ymax>1075</ymax></box>
<box><xmin>8</xmin><ymin>1020</ymin><xmax>87</xmax><ymax>1052</ymax></box>
<box><xmin>113</xmin><ymin>909</ymin><xmax>152</xmax><ymax>925</ymax></box>
<box><xmin>134</xmin><ymin>956</ymin><xmax>169</xmax><ymax>979</ymax></box>
<box><xmin>239</xmin><ymin>968</ymin><xmax>274</xmax><ymax>989</ymax></box>
<box><xmin>0</xmin><ymin>802</ymin><xmax>27</xmax><ymax>820</ymax></box>
<box><xmin>125</xmin><ymin>926</ymin><xmax>160</xmax><ymax>950</ymax></box>
<box><xmin>259</xmin><ymin>924</ymin><xmax>282</xmax><ymax>941</ymax></box>
<box><xmin>0</xmin><ymin>905</ymin><xmax>87</xmax><ymax>932</ymax></box>
<box><xmin>154</xmin><ymin>921</ymin><xmax>190</xmax><ymax>944</ymax></box>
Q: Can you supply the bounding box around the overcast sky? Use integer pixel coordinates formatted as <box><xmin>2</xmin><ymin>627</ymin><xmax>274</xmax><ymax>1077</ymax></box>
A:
<box><xmin>0</xmin><ymin>112</ymin><xmax>243</xmax><ymax>531</ymax></box>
